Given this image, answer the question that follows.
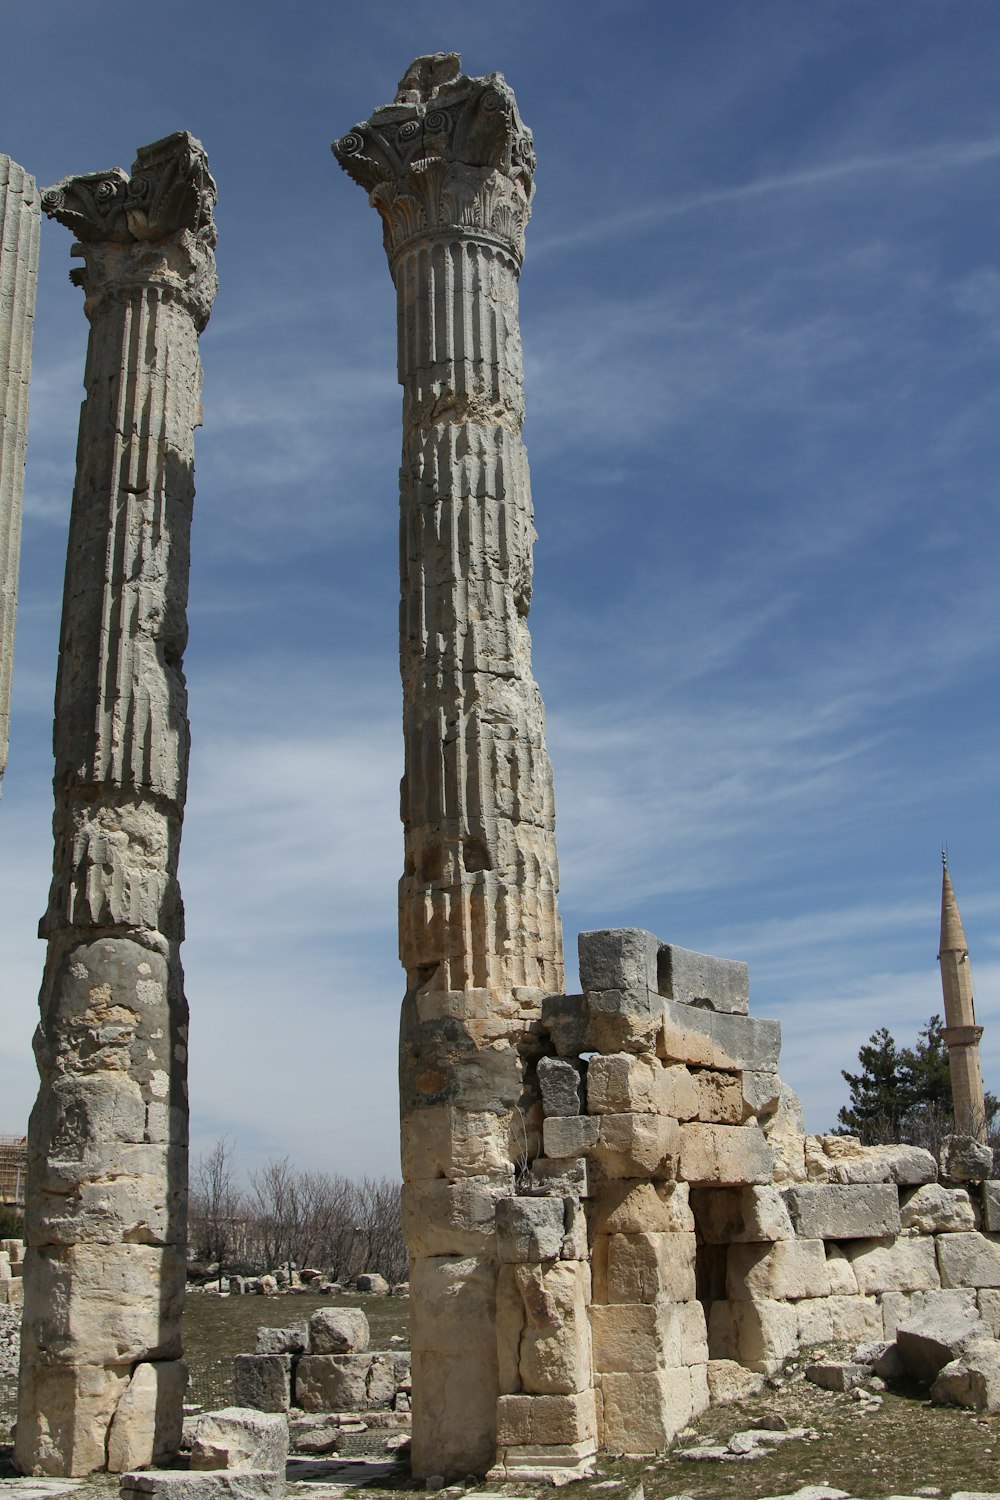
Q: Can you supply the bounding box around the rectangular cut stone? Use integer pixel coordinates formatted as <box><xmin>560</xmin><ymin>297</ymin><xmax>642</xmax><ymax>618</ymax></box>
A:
<box><xmin>796</xmin><ymin>1295</ymin><xmax>883</xmax><ymax>1346</ymax></box>
<box><xmin>579</xmin><ymin>930</ymin><xmax>661</xmax><ymax>1054</ymax></box>
<box><xmin>880</xmin><ymin>1286</ymin><xmax>977</xmax><ymax>1338</ymax></box>
<box><xmin>537</xmin><ymin>1058</ymin><xmax>582</xmax><ymax>1117</ymax></box>
<box><xmin>707</xmin><ymin>1298</ymin><xmax>798</xmax><ymax>1374</ymax></box>
<box><xmin>938</xmin><ymin>1232</ymin><xmax>1000</xmax><ymax>1290</ymax></box>
<box><xmin>598</xmin><ymin>1367</ymin><xmax>702</xmax><ymax>1453</ymax></box>
<box><xmin>408</xmin><ymin>1254</ymin><xmax>500</xmax><ymax>1478</ymax></box>
<box><xmin>121</xmin><ymin>1475</ymin><xmax>283</xmax><ymax>1500</ymax></box>
<box><xmin>847</xmin><ymin>1236</ymin><xmax>941</xmax><ymax>1294</ymax></box>
<box><xmin>691</xmin><ymin>1186</ymin><xmax>793</xmax><ymax>1244</ymax></box>
<box><xmin>543</xmin><ymin>1115</ymin><xmax>599</xmax><ymax>1160</ymax></box>
<box><xmin>593</xmin><ymin>1231</ymin><xmax>696</xmax><ymax>1304</ymax></box>
<box><xmin>679</xmin><ymin>1124</ymin><xmax>772</xmax><ymax>1185</ymax></box>
<box><xmin>982</xmin><ymin>1182</ymin><xmax>1000</xmax><ymax>1233</ymax></box>
<box><xmin>595</xmin><ymin>1114</ymin><xmax>678</xmax><ymax>1179</ymax></box>
<box><xmin>660</xmin><ymin>998</ymin><xmax>780</xmax><ymax>1072</ymax></box>
<box><xmin>742</xmin><ymin>1071</ymin><xmax>783</xmax><ymax>1119</ymax></box>
<box><xmin>233</xmin><ymin>1356</ymin><xmax>292</xmax><ymax>1414</ymax></box>
<box><xmin>657</xmin><ymin>943</ymin><xmax>749</xmax><ymax>1015</ymax></box>
<box><xmin>590</xmin><ymin>1180</ymin><xmax>693</xmax><ymax>1235</ymax></box>
<box><xmin>590</xmin><ymin>1300</ymin><xmax>707</xmax><ymax>1372</ymax></box>
<box><xmin>496</xmin><ymin>1261</ymin><xmax>592</xmax><ymax>1397</ymax></box>
<box><xmin>691</xmin><ymin>1069</ymin><xmax>744</xmax><ymax>1124</ymax></box>
<box><xmin>727</xmin><ymin>1239</ymin><xmax>831</xmax><ymax>1301</ymax></box>
<box><xmin>106</xmin><ymin>1361</ymin><xmax>187</xmax><ymax>1473</ymax></box>
<box><xmin>784</xmin><ymin>1183</ymin><xmax>901</xmax><ymax>1240</ymax></box>
<box><xmin>586</xmin><ymin>1053</ymin><xmax>690</xmax><ymax>1116</ymax></box>
<box><xmin>401</xmin><ymin>1176</ymin><xmax>509</xmax><ymax>1257</ymax></box>
<box><xmin>295</xmin><ymin>1354</ymin><xmax>375</xmax><ymax>1412</ymax></box>
<box><xmin>496</xmin><ymin>1388</ymin><xmax>597</xmax><ymax>1446</ymax></box>
<box><xmin>188</xmin><ymin>1409</ymin><xmax>288</xmax><ymax>1474</ymax></box>
<box><xmin>495</xmin><ymin>1197</ymin><xmax>565</xmax><ymax>1263</ymax></box>
<box><xmin>526</xmin><ymin>1157</ymin><xmax>589</xmax><ymax>1199</ymax></box>
<box><xmin>401</xmin><ymin>1108</ymin><xmax>513</xmax><ymax>1181</ymax></box>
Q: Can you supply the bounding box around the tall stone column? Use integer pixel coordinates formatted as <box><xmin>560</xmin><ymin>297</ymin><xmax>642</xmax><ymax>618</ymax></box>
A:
<box><xmin>15</xmin><ymin>133</ymin><xmax>216</xmax><ymax>1478</ymax></box>
<box><xmin>938</xmin><ymin>854</ymin><xmax>987</xmax><ymax>1142</ymax></box>
<box><xmin>0</xmin><ymin>155</ymin><xmax>40</xmax><ymax>797</ymax></box>
<box><xmin>334</xmin><ymin>55</ymin><xmax>564</xmax><ymax>1478</ymax></box>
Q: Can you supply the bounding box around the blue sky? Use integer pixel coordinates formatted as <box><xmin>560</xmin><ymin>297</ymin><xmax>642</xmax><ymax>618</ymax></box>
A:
<box><xmin>1</xmin><ymin>1</ymin><xmax>997</xmax><ymax>1179</ymax></box>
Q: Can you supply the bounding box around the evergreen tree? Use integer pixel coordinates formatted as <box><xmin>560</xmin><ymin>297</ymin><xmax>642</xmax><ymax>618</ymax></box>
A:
<box><xmin>836</xmin><ymin>1026</ymin><xmax>911</xmax><ymax>1141</ymax></box>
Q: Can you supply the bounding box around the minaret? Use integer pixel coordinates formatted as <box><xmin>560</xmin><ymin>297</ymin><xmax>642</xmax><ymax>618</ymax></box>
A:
<box><xmin>939</xmin><ymin>852</ymin><xmax>987</xmax><ymax>1141</ymax></box>
<box><xmin>334</xmin><ymin>55</ymin><xmax>564</xmax><ymax>1478</ymax></box>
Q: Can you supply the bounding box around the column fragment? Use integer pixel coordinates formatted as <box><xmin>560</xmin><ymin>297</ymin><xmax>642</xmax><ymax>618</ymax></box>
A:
<box><xmin>334</xmin><ymin>55</ymin><xmax>564</xmax><ymax>1478</ymax></box>
<box><xmin>0</xmin><ymin>155</ymin><xmax>40</xmax><ymax>796</ymax></box>
<box><xmin>15</xmin><ymin>133</ymin><xmax>217</xmax><ymax>1477</ymax></box>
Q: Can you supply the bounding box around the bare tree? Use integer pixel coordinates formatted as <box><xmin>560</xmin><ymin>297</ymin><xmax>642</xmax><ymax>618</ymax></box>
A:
<box><xmin>190</xmin><ymin>1135</ymin><xmax>245</xmax><ymax>1268</ymax></box>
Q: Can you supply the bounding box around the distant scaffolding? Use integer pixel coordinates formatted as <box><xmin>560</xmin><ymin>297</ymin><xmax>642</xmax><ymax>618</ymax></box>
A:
<box><xmin>0</xmin><ymin>1134</ymin><xmax>26</xmax><ymax>1203</ymax></box>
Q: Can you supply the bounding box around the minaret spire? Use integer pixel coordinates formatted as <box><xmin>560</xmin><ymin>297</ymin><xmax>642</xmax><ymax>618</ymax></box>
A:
<box><xmin>938</xmin><ymin>854</ymin><xmax>987</xmax><ymax>1142</ymax></box>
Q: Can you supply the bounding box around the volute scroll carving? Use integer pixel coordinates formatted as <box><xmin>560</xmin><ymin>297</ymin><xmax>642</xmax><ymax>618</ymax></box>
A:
<box><xmin>41</xmin><ymin>130</ymin><xmax>217</xmax><ymax>247</ymax></box>
<box><xmin>333</xmin><ymin>54</ymin><xmax>536</xmax><ymax>265</ymax></box>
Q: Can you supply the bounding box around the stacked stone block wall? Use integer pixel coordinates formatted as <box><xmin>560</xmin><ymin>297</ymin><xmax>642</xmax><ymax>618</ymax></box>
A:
<box><xmin>481</xmin><ymin>926</ymin><xmax>999</xmax><ymax>1476</ymax></box>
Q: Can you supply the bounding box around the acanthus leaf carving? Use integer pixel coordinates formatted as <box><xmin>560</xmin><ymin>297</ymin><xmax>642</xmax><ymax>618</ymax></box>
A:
<box><xmin>333</xmin><ymin>56</ymin><xmax>535</xmax><ymax>264</ymax></box>
<box><xmin>42</xmin><ymin>131</ymin><xmax>216</xmax><ymax>247</ymax></box>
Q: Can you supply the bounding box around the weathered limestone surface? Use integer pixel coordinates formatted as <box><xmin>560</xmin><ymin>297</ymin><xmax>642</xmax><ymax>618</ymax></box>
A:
<box><xmin>0</xmin><ymin>155</ymin><xmax>40</xmax><ymax>796</ymax></box>
<box><xmin>15</xmin><ymin>132</ymin><xmax>216</xmax><ymax>1478</ymax></box>
<box><xmin>334</xmin><ymin>54</ymin><xmax>562</xmax><ymax>1481</ymax></box>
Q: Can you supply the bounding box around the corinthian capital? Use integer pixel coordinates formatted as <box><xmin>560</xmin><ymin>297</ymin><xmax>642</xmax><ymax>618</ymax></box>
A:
<box><xmin>333</xmin><ymin>53</ymin><xmax>536</xmax><ymax>265</ymax></box>
<box><xmin>41</xmin><ymin>130</ymin><xmax>216</xmax><ymax>247</ymax></box>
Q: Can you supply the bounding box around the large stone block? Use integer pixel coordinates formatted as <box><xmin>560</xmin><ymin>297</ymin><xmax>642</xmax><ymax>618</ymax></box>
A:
<box><xmin>705</xmin><ymin>1359</ymin><xmax>765</xmax><ymax>1406</ymax></box>
<box><xmin>765</xmin><ymin>1084</ymin><xmax>807</xmax><ymax>1184</ymax></box>
<box><xmin>543</xmin><ymin>1115</ymin><xmax>599</xmax><ymax>1160</ymax></box>
<box><xmin>938</xmin><ymin>1232</ymin><xmax>1000</xmax><ymax>1289</ymax></box>
<box><xmin>495</xmin><ymin>1197</ymin><xmax>566</xmax><ymax>1263</ymax></box>
<box><xmin>931</xmin><ymin>1340</ymin><xmax>1000</xmax><ymax>1413</ymax></box>
<box><xmin>402</xmin><ymin>1175</ymin><xmax>510</xmax><ymax>1256</ymax></box>
<box><xmin>188</xmin><ymin>1408</ymin><xmax>288</xmax><ymax>1474</ymax></box>
<box><xmin>804</xmin><ymin>1136</ymin><xmax>936</xmax><ymax>1186</ymax></box>
<box><xmin>496</xmin><ymin>1261</ymin><xmax>592</xmax><ymax>1396</ymax></box>
<box><xmin>578</xmin><ymin>929</ymin><xmax>661</xmax><ymax>1053</ymax></box>
<box><xmin>727</xmin><ymin>1238</ymin><xmax>831</xmax><ymax>1302</ymax></box>
<box><xmin>18</xmin><ymin>1240</ymin><xmax>184</xmax><ymax>1368</ymax></box>
<box><xmin>593</xmin><ymin>1230</ymin><xmax>696</xmax><ymax>1304</ymax></box>
<box><xmin>690</xmin><ymin>1069</ymin><xmax>744</xmax><ymax>1124</ymax></box>
<box><xmin>308</xmin><ymin>1308</ymin><xmax>369</xmax><ymax>1354</ymax></box>
<box><xmin>233</xmin><ymin>1356</ymin><xmax>292</xmax><ymax>1414</ymax></box>
<box><xmin>656</xmin><ymin>943</ymin><xmax>749</xmax><ymax>1015</ymax></box>
<box><xmin>106</xmin><ymin>1361</ymin><xmax>187</xmax><ymax>1472</ymax></box>
<box><xmin>690</xmin><ymin>1186</ymin><xmax>793</xmax><ymax>1244</ymax></box>
<box><xmin>594</xmin><ymin>1113</ymin><xmax>678</xmax><ymax>1179</ymax></box>
<box><xmin>982</xmin><ymin>1181</ymin><xmax>1000</xmax><ymax>1233</ymax></box>
<box><xmin>586</xmin><ymin>1053</ymin><xmax>692</xmax><ymax>1117</ymax></box>
<box><xmin>590</xmin><ymin>1300</ymin><xmax>706</xmax><ymax>1372</ymax></box>
<box><xmin>879</xmin><ymin>1287</ymin><xmax>977</xmax><ymax>1338</ymax></box>
<box><xmin>707</xmin><ymin>1298</ymin><xmax>798</xmax><ymax>1373</ymax></box>
<box><xmin>660</xmin><ymin>998</ymin><xmax>780</xmax><ymax>1073</ymax></box>
<box><xmin>14</xmin><ymin>1361</ymin><xmax>132</xmax><ymax>1475</ymax></box>
<box><xmin>598</xmin><ymin>1366</ymin><xmax>700</xmax><ymax>1453</ymax></box>
<box><xmin>541</xmin><ymin>994</ymin><xmax>589</xmax><ymax>1058</ymax></box>
<box><xmin>408</xmin><ymin>1254</ymin><xmax>498</xmax><ymax>1479</ymax></box>
<box><xmin>294</xmin><ymin>1353</ymin><xmax>395</xmax><ymax>1412</ymax></box>
<box><xmin>784</xmin><ymin>1183</ymin><xmax>901</xmax><ymax>1240</ymax></box>
<box><xmin>400</xmin><ymin>1107</ymin><xmax>513</xmax><ymax>1180</ymax></box>
<box><xmin>254</xmin><ymin>1325</ymin><xmax>308</xmax><ymax>1357</ymax></box>
<box><xmin>796</xmin><ymin>1295</ymin><xmax>882</xmax><ymax>1346</ymax></box>
<box><xmin>846</xmin><ymin>1236</ymin><xmax>940</xmax><ymax>1294</ymax></box>
<box><xmin>537</xmin><ymin>1058</ymin><xmax>582</xmax><ymax>1116</ymax></box>
<box><xmin>900</xmin><ymin>1184</ymin><xmax>976</xmax><ymax>1234</ymax></box>
<box><xmin>678</xmin><ymin>1123</ymin><xmax>772</xmax><ymax>1185</ymax></box>
<box><xmin>896</xmin><ymin>1303</ymin><xmax>989</xmax><ymax>1383</ymax></box>
<box><xmin>496</xmin><ymin>1387</ymin><xmax>597</xmax><ymax>1446</ymax></box>
<box><xmin>826</xmin><ymin>1245</ymin><xmax>860</xmax><ymax>1294</ymax></box>
<box><xmin>121</xmin><ymin>1474</ymin><xmax>284</xmax><ymax>1500</ymax></box>
<box><xmin>590</xmin><ymin>1180</ymin><xmax>693</xmax><ymax>1235</ymax></box>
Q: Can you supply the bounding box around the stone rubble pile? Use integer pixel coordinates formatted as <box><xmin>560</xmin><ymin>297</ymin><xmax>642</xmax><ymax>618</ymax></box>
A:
<box><xmin>233</xmin><ymin>1308</ymin><xmax>410</xmax><ymax>1422</ymax></box>
<box><xmin>0</xmin><ymin>1301</ymin><xmax>20</xmax><ymax>1384</ymax></box>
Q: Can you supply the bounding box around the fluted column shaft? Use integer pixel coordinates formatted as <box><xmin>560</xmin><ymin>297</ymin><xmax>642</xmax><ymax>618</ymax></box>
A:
<box><xmin>335</xmin><ymin>57</ymin><xmax>563</xmax><ymax>1480</ymax></box>
<box><xmin>0</xmin><ymin>156</ymin><xmax>40</xmax><ymax>794</ymax></box>
<box><xmin>16</xmin><ymin>135</ymin><xmax>216</xmax><ymax>1478</ymax></box>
